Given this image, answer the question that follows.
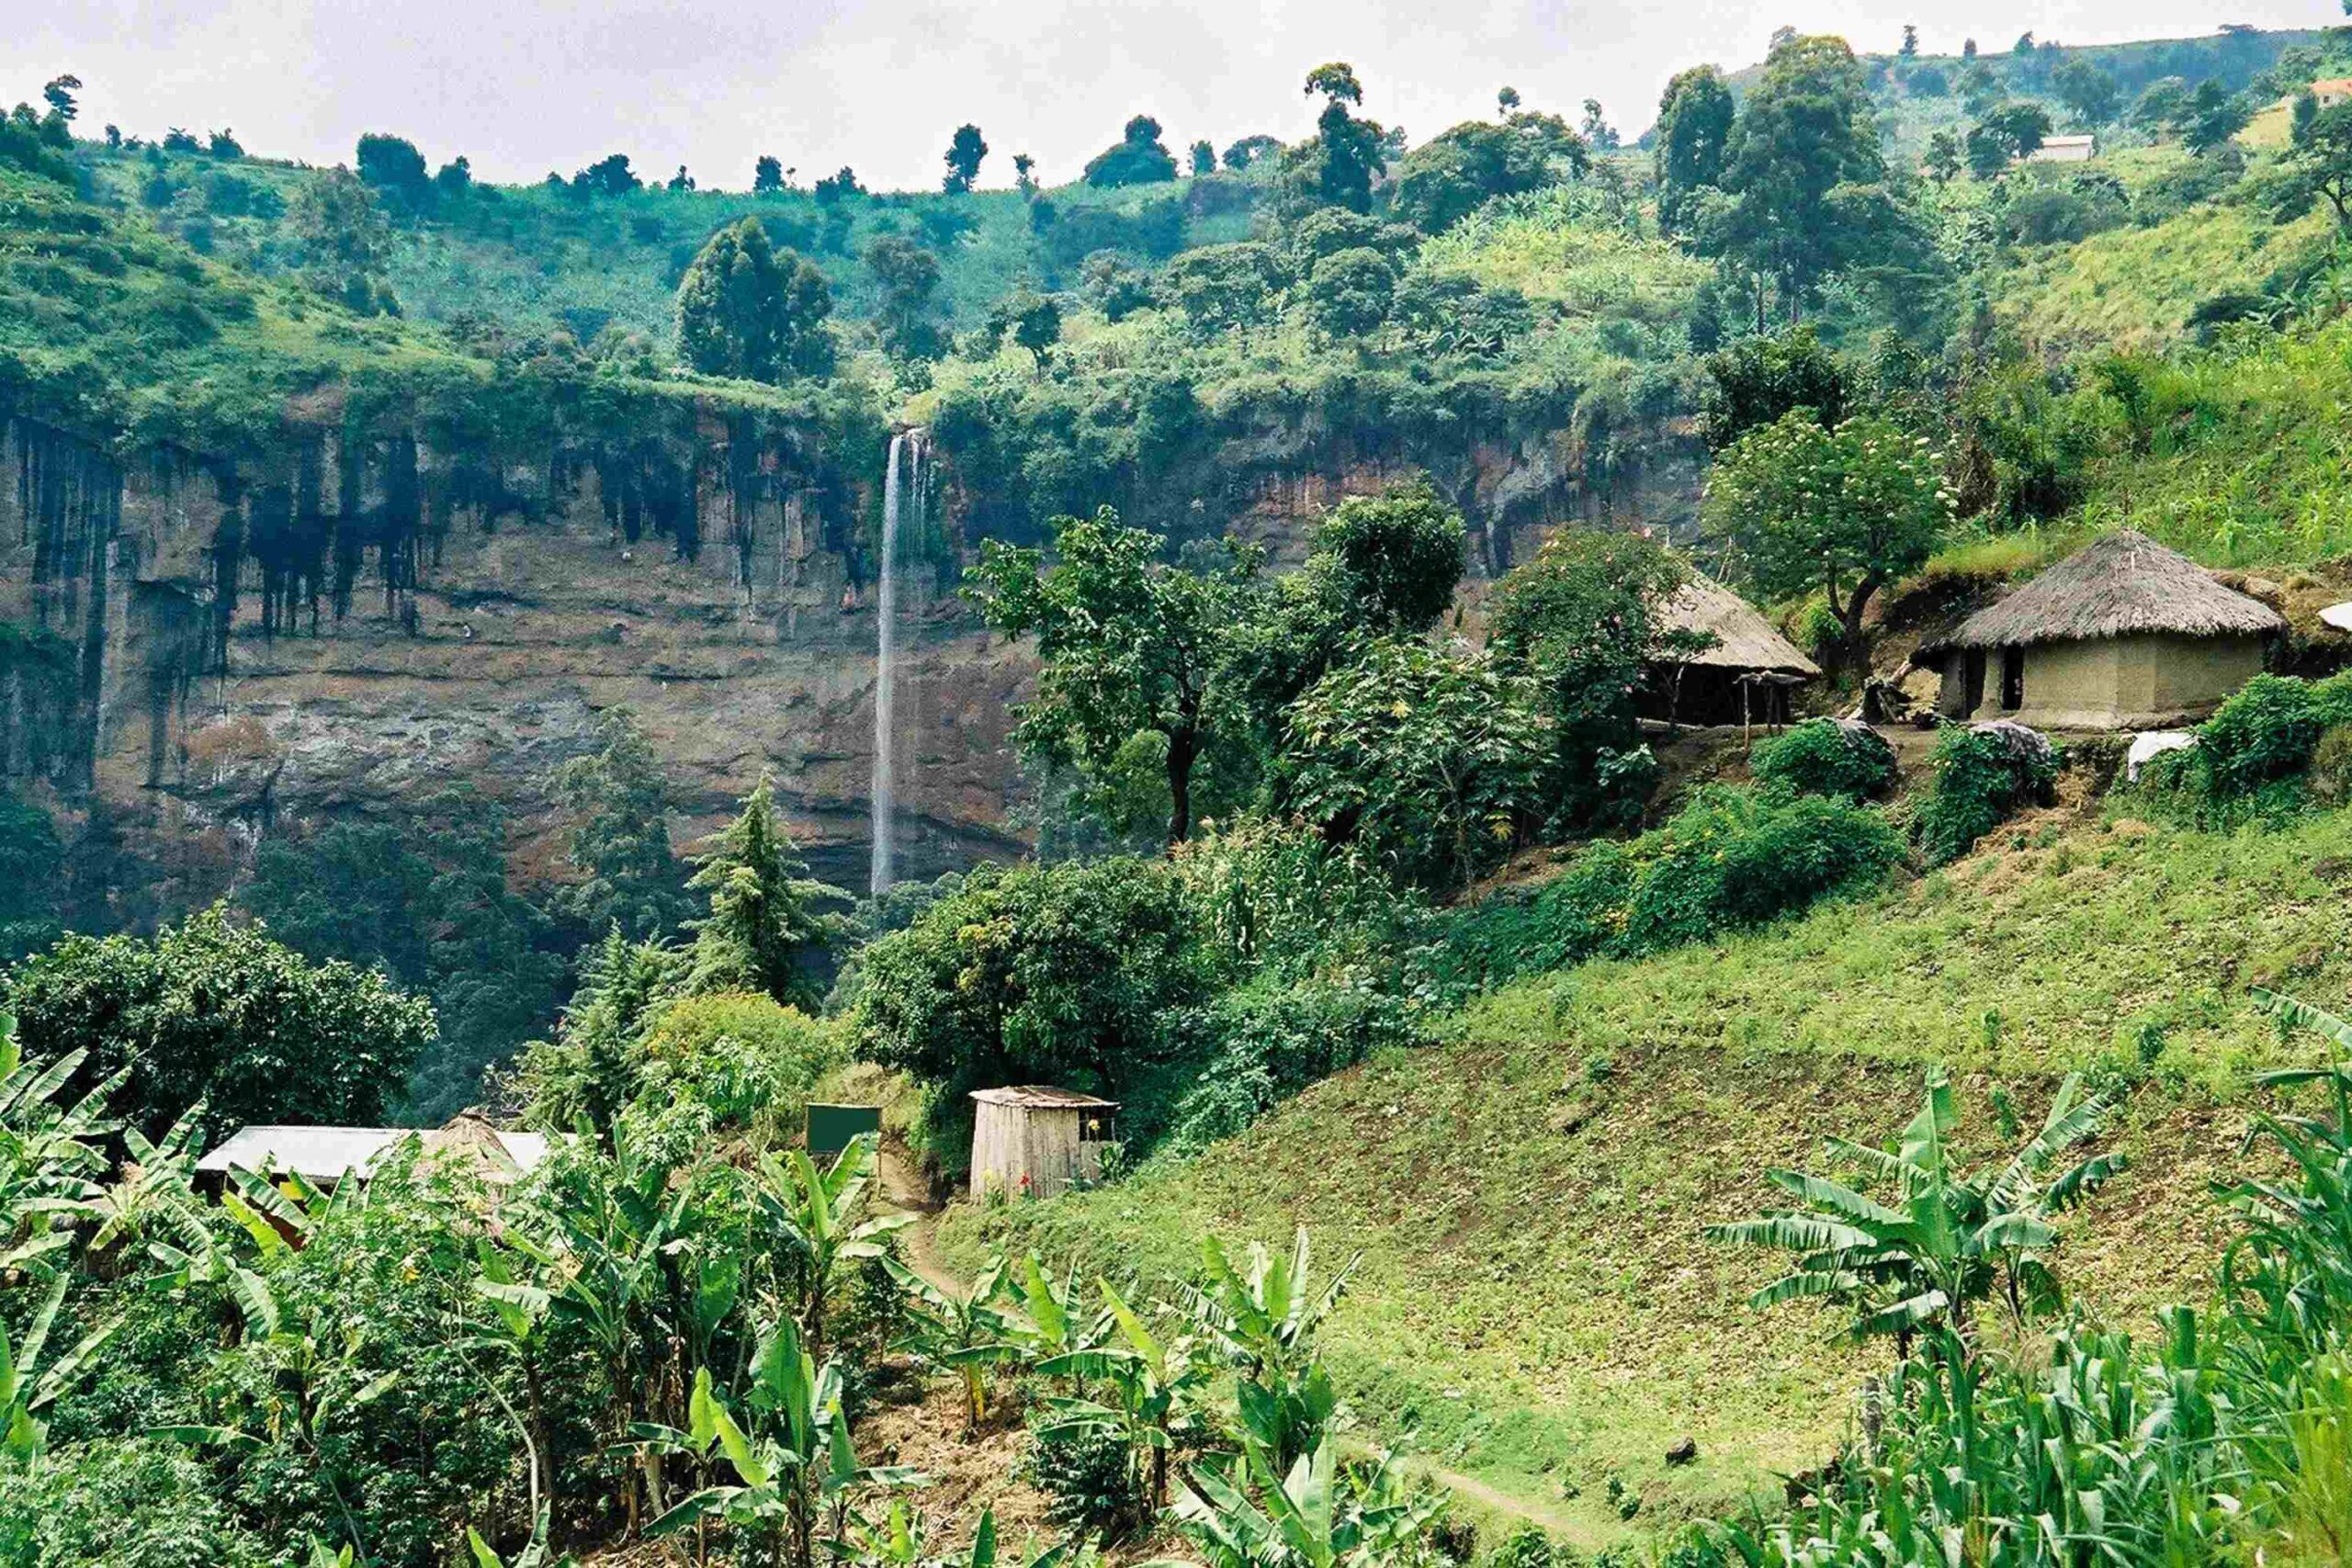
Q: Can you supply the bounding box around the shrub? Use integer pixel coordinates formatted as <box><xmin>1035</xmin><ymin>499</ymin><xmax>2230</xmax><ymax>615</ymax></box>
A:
<box><xmin>1144</xmin><ymin>975</ymin><xmax>1426</xmax><ymax>1154</ymax></box>
<box><xmin>1750</xmin><ymin>718</ymin><xmax>1899</xmax><ymax>802</ymax></box>
<box><xmin>633</xmin><ymin>991</ymin><xmax>843</xmax><ymax>1140</ymax></box>
<box><xmin>3</xmin><ymin>904</ymin><xmax>435</xmax><ymax>1140</ymax></box>
<box><xmin>1170</xmin><ymin>814</ymin><xmax>1430</xmax><ymax>985</ymax></box>
<box><xmin>2312</xmin><ymin>724</ymin><xmax>2352</xmax><ymax>807</ymax></box>
<box><xmin>1917</xmin><ymin>723</ymin><xmax>2058</xmax><ymax>865</ymax></box>
<box><xmin>0</xmin><ymin>1437</ymin><xmax>269</xmax><ymax>1568</ymax></box>
<box><xmin>849</xmin><ymin>859</ymin><xmax>1216</xmax><ymax>1164</ymax></box>
<box><xmin>2132</xmin><ymin>672</ymin><xmax>2352</xmax><ymax>826</ymax></box>
<box><xmin>1436</xmin><ymin>785</ymin><xmax>1905</xmax><ymax>988</ymax></box>
<box><xmin>1024</xmin><ymin>1418</ymin><xmax>1150</xmax><ymax>1539</ymax></box>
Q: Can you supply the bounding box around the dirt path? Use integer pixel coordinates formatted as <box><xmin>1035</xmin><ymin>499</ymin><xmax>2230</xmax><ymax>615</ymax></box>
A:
<box><xmin>1405</xmin><ymin>1460</ymin><xmax>1605</xmax><ymax>1549</ymax></box>
<box><xmin>877</xmin><ymin>1144</ymin><xmax>963</xmax><ymax>1297</ymax></box>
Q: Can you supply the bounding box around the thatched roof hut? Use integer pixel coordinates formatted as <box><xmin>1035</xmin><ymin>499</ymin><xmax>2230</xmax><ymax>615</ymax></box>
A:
<box><xmin>1917</xmin><ymin>531</ymin><xmax>2283</xmax><ymax>729</ymax></box>
<box><xmin>1647</xmin><ymin>572</ymin><xmax>1819</xmax><ymax>727</ymax></box>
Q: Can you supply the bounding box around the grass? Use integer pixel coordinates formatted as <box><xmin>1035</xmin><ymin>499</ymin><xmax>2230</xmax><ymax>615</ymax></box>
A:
<box><xmin>941</xmin><ymin>805</ymin><xmax>2352</xmax><ymax>1540</ymax></box>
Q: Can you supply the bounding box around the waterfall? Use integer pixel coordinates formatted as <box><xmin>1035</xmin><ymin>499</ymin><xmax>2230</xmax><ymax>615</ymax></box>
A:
<box><xmin>871</xmin><ymin>430</ymin><xmax>924</xmax><ymax>896</ymax></box>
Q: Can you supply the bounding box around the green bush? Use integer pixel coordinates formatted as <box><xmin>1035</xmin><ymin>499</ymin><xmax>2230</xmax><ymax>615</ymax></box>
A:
<box><xmin>2132</xmin><ymin>672</ymin><xmax>2352</xmax><ymax>826</ymax></box>
<box><xmin>1024</xmin><ymin>1418</ymin><xmax>1149</xmax><ymax>1540</ymax></box>
<box><xmin>1144</xmin><ymin>975</ymin><xmax>1426</xmax><ymax>1154</ymax></box>
<box><xmin>633</xmin><ymin>990</ymin><xmax>844</xmax><ymax>1140</ymax></box>
<box><xmin>1750</xmin><ymin>718</ymin><xmax>1899</xmax><ymax>802</ymax></box>
<box><xmin>2312</xmin><ymin>724</ymin><xmax>2352</xmax><ymax>807</ymax></box>
<box><xmin>0</xmin><ymin>1437</ymin><xmax>268</xmax><ymax>1568</ymax></box>
<box><xmin>1917</xmin><ymin>723</ymin><xmax>2059</xmax><ymax>865</ymax></box>
<box><xmin>1437</xmin><ymin>785</ymin><xmax>1905</xmax><ymax>988</ymax></box>
<box><xmin>848</xmin><ymin>858</ymin><xmax>1218</xmax><ymax>1165</ymax></box>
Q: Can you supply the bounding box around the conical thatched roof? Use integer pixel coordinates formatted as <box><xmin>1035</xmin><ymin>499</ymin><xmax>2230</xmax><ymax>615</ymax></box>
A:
<box><xmin>1934</xmin><ymin>531</ymin><xmax>2283</xmax><ymax>651</ymax></box>
<box><xmin>1655</xmin><ymin>573</ymin><xmax>1821</xmax><ymax>676</ymax></box>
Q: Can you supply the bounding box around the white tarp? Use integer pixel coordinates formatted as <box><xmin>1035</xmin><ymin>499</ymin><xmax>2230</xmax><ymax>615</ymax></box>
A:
<box><xmin>2127</xmin><ymin>730</ymin><xmax>2198</xmax><ymax>783</ymax></box>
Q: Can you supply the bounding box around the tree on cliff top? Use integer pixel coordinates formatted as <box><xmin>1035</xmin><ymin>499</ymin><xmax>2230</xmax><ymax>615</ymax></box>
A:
<box><xmin>674</xmin><ymin>217</ymin><xmax>837</xmax><ymax>383</ymax></box>
<box><xmin>943</xmin><ymin>123</ymin><xmax>989</xmax><ymax>193</ymax></box>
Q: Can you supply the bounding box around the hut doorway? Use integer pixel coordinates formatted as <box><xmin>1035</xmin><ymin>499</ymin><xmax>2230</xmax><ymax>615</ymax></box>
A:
<box><xmin>2000</xmin><ymin>648</ymin><xmax>2025</xmax><ymax>712</ymax></box>
<box><xmin>1963</xmin><ymin>651</ymin><xmax>1986</xmax><ymax>716</ymax></box>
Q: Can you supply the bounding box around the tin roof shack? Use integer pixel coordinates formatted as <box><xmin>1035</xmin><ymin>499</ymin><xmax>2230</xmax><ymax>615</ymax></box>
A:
<box><xmin>197</xmin><ymin>1114</ymin><xmax>557</xmax><ymax>1192</ymax></box>
<box><xmin>1646</xmin><ymin>573</ymin><xmax>1822</xmax><ymax>728</ymax></box>
<box><xmin>1916</xmin><ymin>531</ymin><xmax>2284</xmax><ymax>730</ymax></box>
<box><xmin>968</xmin><ymin>1087</ymin><xmax>1118</xmax><ymax>1201</ymax></box>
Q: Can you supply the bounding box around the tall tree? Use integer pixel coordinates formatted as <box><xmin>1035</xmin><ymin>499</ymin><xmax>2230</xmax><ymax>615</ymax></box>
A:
<box><xmin>1190</xmin><ymin>138</ymin><xmax>1216</xmax><ymax>175</ymax></box>
<box><xmin>1289</xmin><ymin>62</ymin><xmax>1389</xmax><ymax>213</ymax></box>
<box><xmin>942</xmin><ymin>123</ymin><xmax>988</xmax><ymax>193</ymax></box>
<box><xmin>1082</xmin><ymin>115</ymin><xmax>1179</xmax><ymax>186</ymax></box>
<box><xmin>552</xmin><ymin>708</ymin><xmax>693</xmax><ymax>941</ymax></box>
<box><xmin>966</xmin><ymin>510</ymin><xmax>1263</xmax><ymax>845</ymax></box>
<box><xmin>2275</xmin><ymin>95</ymin><xmax>2352</xmax><ymax>232</ymax></box>
<box><xmin>753</xmin><ymin>153</ymin><xmax>785</xmax><ymax>193</ymax></box>
<box><xmin>674</xmin><ymin>217</ymin><xmax>836</xmax><ymax>382</ymax></box>
<box><xmin>863</xmin><ymin>233</ymin><xmax>945</xmax><ymax>361</ymax></box>
<box><xmin>1654</xmin><ymin>64</ymin><xmax>1736</xmax><ymax>237</ymax></box>
<box><xmin>1702</xmin><ymin>411</ymin><xmax>1953</xmax><ymax>658</ymax></box>
<box><xmin>684</xmin><ymin>774</ymin><xmax>851</xmax><ymax>1009</ymax></box>
<box><xmin>1705</xmin><ymin>33</ymin><xmax>1883</xmax><ymax>322</ymax></box>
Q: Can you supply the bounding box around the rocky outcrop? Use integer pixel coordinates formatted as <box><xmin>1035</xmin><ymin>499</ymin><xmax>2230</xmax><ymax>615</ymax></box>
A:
<box><xmin>2</xmin><ymin>408</ymin><xmax>1028</xmax><ymax>924</ymax></box>
<box><xmin>4</xmin><ymin>392</ymin><xmax>1700</xmax><ymax>928</ymax></box>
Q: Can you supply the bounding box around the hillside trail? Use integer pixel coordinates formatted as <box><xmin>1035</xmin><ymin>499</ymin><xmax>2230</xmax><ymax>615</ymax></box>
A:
<box><xmin>877</xmin><ymin>1143</ymin><xmax>962</xmax><ymax>1297</ymax></box>
<box><xmin>871</xmin><ymin>1144</ymin><xmax>1596</xmax><ymax>1543</ymax></box>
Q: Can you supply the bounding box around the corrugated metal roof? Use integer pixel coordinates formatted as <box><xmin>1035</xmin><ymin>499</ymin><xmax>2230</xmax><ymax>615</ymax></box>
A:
<box><xmin>969</xmin><ymin>1086</ymin><xmax>1119</xmax><ymax>1109</ymax></box>
<box><xmin>198</xmin><ymin>1123</ymin><xmax>558</xmax><ymax>1179</ymax></box>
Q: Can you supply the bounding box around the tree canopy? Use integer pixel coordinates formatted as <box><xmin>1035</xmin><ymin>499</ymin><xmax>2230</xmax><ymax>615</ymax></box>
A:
<box><xmin>674</xmin><ymin>218</ymin><xmax>837</xmax><ymax>383</ymax></box>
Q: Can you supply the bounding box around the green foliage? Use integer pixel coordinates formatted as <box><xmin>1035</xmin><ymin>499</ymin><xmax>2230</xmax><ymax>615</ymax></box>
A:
<box><xmin>634</xmin><ymin>991</ymin><xmax>844</xmax><ymax>1141</ymax></box>
<box><xmin>1707</xmin><ymin>1069</ymin><xmax>2125</xmax><ymax>1350</ymax></box>
<box><xmin>1437</xmin><ymin>784</ymin><xmax>1906</xmax><ymax>990</ymax></box>
<box><xmin>1700</xmin><ymin>325</ymin><xmax>1846</xmax><ymax>450</ymax></box>
<box><xmin>944</xmin><ymin>125</ymin><xmax>989</xmax><ymax>195</ymax></box>
<box><xmin>1082</xmin><ymin>117</ymin><xmax>1180</xmax><ymax>189</ymax></box>
<box><xmin>1917</xmin><ymin>723</ymin><xmax>2059</xmax><ymax>865</ymax></box>
<box><xmin>1281</xmin><ymin>640</ymin><xmax>1553</xmax><ymax>890</ymax></box>
<box><xmin>2132</xmin><ymin>671</ymin><xmax>2352</xmax><ymax>826</ymax></box>
<box><xmin>0</xmin><ymin>790</ymin><xmax>62</xmax><ymax>964</ymax></box>
<box><xmin>865</xmin><ymin>232</ymin><xmax>946</xmax><ymax>362</ymax></box>
<box><xmin>1025</xmin><ymin>1418</ymin><xmax>1148</xmax><ymax>1538</ymax></box>
<box><xmin>1705</xmin><ymin>35</ymin><xmax>1886</xmax><ymax>313</ymax></box>
<box><xmin>674</xmin><ymin>218</ymin><xmax>837</xmax><ymax>382</ymax></box>
<box><xmin>849</xmin><ymin>856</ymin><xmax>1215</xmax><ymax>1155</ymax></box>
<box><xmin>4</xmin><ymin>906</ymin><xmax>433</xmax><ymax>1140</ymax></box>
<box><xmin>684</xmin><ymin>773</ymin><xmax>853</xmax><ymax>1010</ymax></box>
<box><xmin>967</xmin><ymin>509</ymin><xmax>1264</xmax><ymax>845</ymax></box>
<box><xmin>549</xmin><ymin>708</ymin><xmax>693</xmax><ymax>942</ymax></box>
<box><xmin>1704</xmin><ymin>412</ymin><xmax>1953</xmax><ymax>648</ymax></box>
<box><xmin>1654</xmin><ymin>67</ymin><xmax>1736</xmax><ymax>238</ymax></box>
<box><xmin>1486</xmin><ymin>527</ymin><xmax>1688</xmax><ymax>831</ymax></box>
<box><xmin>1749</xmin><ymin>719</ymin><xmax>1899</xmax><ymax>803</ymax></box>
<box><xmin>1389</xmin><ymin>112</ymin><xmax>1588</xmax><ymax>235</ymax></box>
<box><xmin>1964</xmin><ymin>101</ymin><xmax>2053</xmax><ymax>177</ymax></box>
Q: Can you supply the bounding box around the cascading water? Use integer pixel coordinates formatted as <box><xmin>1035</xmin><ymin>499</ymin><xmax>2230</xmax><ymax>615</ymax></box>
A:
<box><xmin>870</xmin><ymin>429</ymin><xmax>924</xmax><ymax>896</ymax></box>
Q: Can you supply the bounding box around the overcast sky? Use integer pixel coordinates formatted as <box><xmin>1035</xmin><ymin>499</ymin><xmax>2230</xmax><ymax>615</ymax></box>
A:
<box><xmin>19</xmin><ymin>1</ymin><xmax>2346</xmax><ymax>192</ymax></box>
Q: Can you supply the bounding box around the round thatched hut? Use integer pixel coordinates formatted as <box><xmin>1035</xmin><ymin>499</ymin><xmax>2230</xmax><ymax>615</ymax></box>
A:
<box><xmin>1646</xmin><ymin>572</ymin><xmax>1822</xmax><ymax>727</ymax></box>
<box><xmin>1916</xmin><ymin>531</ymin><xmax>2284</xmax><ymax>729</ymax></box>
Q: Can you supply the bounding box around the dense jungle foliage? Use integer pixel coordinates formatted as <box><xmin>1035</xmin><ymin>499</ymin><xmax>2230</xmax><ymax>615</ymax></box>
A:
<box><xmin>12</xmin><ymin>17</ymin><xmax>2352</xmax><ymax>1566</ymax></box>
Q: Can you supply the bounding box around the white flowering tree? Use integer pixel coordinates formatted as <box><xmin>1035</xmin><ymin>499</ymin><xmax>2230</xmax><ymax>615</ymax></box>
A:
<box><xmin>1702</xmin><ymin>412</ymin><xmax>1954</xmax><ymax>666</ymax></box>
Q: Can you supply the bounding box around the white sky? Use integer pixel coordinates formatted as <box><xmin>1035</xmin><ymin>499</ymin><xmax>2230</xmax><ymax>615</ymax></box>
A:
<box><xmin>17</xmin><ymin>1</ymin><xmax>2346</xmax><ymax>193</ymax></box>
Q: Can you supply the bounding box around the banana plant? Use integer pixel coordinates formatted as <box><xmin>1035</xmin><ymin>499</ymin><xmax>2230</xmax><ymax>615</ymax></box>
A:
<box><xmin>0</xmin><ymin>1017</ymin><xmax>123</xmax><ymax>1276</ymax></box>
<box><xmin>754</xmin><ymin>1133</ymin><xmax>911</xmax><ymax>1363</ymax></box>
<box><xmin>464</xmin><ymin>1233</ymin><xmax>560</xmax><ymax>1521</ymax></box>
<box><xmin>1001</xmin><ymin>1250</ymin><xmax>1108</xmax><ymax>1371</ymax></box>
<box><xmin>1706</xmin><ymin>1067</ymin><xmax>2125</xmax><ymax>1358</ymax></box>
<box><xmin>1173</xmin><ymin>1229</ymin><xmax>1354</xmax><ymax>1472</ymax></box>
<box><xmin>464</xmin><ymin>1505</ymin><xmax>570</xmax><ymax>1568</ymax></box>
<box><xmin>645</xmin><ymin>1317</ymin><xmax>923</xmax><ymax>1568</ymax></box>
<box><xmin>1161</xmin><ymin>1434</ymin><xmax>1446</xmax><ymax>1568</ymax></box>
<box><xmin>1036</xmin><ymin>1278</ymin><xmax>1212</xmax><ymax>1510</ymax></box>
<box><xmin>84</xmin><ymin>1099</ymin><xmax>212</xmax><ymax>1266</ymax></box>
<box><xmin>883</xmin><ymin>1253</ymin><xmax>1022</xmax><ymax>1430</ymax></box>
<box><xmin>1</xmin><ymin>1271</ymin><xmax>124</xmax><ymax>1467</ymax></box>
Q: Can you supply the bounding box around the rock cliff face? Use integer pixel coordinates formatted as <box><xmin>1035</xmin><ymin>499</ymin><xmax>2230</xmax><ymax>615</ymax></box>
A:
<box><xmin>3</xmin><ymin>400</ymin><xmax>1697</xmax><ymax>927</ymax></box>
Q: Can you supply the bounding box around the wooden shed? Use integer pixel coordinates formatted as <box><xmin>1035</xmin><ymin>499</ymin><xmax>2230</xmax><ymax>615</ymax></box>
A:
<box><xmin>968</xmin><ymin>1086</ymin><xmax>1118</xmax><ymax>1200</ymax></box>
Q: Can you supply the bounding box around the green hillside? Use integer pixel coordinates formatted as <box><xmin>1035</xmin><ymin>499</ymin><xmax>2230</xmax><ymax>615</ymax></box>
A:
<box><xmin>945</xmin><ymin>803</ymin><xmax>2352</xmax><ymax>1539</ymax></box>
